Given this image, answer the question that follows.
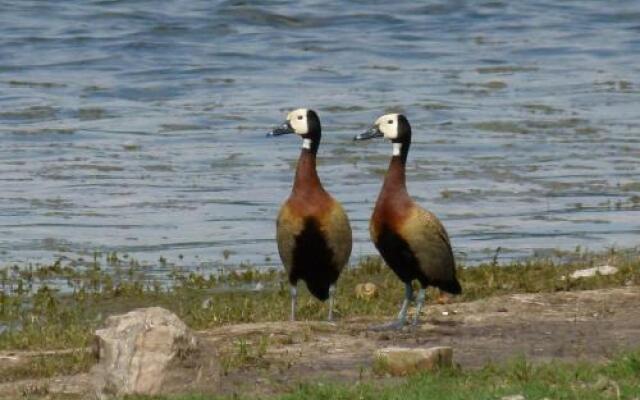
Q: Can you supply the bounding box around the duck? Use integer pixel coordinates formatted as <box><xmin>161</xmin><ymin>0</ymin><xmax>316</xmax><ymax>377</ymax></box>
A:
<box><xmin>268</xmin><ymin>108</ymin><xmax>352</xmax><ymax>321</ymax></box>
<box><xmin>354</xmin><ymin>113</ymin><xmax>461</xmax><ymax>328</ymax></box>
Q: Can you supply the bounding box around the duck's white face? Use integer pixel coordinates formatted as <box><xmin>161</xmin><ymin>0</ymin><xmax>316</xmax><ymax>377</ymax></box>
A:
<box><xmin>287</xmin><ymin>108</ymin><xmax>309</xmax><ymax>135</ymax></box>
<box><xmin>375</xmin><ymin>113</ymin><xmax>400</xmax><ymax>140</ymax></box>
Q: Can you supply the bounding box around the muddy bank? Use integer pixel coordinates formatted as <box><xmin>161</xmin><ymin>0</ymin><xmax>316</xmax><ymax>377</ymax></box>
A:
<box><xmin>1</xmin><ymin>285</ymin><xmax>639</xmax><ymax>398</ymax></box>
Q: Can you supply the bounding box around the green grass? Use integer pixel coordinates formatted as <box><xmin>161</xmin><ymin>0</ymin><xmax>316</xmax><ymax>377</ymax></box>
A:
<box><xmin>0</xmin><ymin>350</ymin><xmax>94</xmax><ymax>383</ymax></box>
<box><xmin>1</xmin><ymin>248</ymin><xmax>639</xmax><ymax>350</ymax></box>
<box><xmin>0</xmin><ymin>247</ymin><xmax>638</xmax><ymax>380</ymax></box>
<box><xmin>124</xmin><ymin>349</ymin><xmax>640</xmax><ymax>399</ymax></box>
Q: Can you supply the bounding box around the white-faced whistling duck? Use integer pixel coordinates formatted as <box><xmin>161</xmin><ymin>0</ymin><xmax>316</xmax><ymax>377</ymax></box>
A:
<box><xmin>354</xmin><ymin>113</ymin><xmax>461</xmax><ymax>329</ymax></box>
<box><xmin>268</xmin><ymin>108</ymin><xmax>352</xmax><ymax>322</ymax></box>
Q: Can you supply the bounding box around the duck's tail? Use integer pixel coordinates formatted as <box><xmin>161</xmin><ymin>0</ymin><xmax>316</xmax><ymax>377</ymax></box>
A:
<box><xmin>437</xmin><ymin>278</ymin><xmax>462</xmax><ymax>295</ymax></box>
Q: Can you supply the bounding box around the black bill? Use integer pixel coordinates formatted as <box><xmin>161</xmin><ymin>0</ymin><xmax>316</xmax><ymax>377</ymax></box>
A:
<box><xmin>353</xmin><ymin>125</ymin><xmax>383</xmax><ymax>141</ymax></box>
<box><xmin>267</xmin><ymin>121</ymin><xmax>294</xmax><ymax>137</ymax></box>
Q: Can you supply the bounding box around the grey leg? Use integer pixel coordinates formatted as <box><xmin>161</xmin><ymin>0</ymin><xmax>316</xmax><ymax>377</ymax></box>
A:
<box><xmin>290</xmin><ymin>285</ymin><xmax>297</xmax><ymax>322</ymax></box>
<box><xmin>370</xmin><ymin>282</ymin><xmax>413</xmax><ymax>331</ymax></box>
<box><xmin>396</xmin><ymin>282</ymin><xmax>414</xmax><ymax>324</ymax></box>
<box><xmin>412</xmin><ymin>288</ymin><xmax>426</xmax><ymax>326</ymax></box>
<box><xmin>327</xmin><ymin>284</ymin><xmax>336</xmax><ymax>322</ymax></box>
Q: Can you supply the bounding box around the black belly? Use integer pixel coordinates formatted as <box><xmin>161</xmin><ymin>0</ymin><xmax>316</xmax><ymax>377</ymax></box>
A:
<box><xmin>374</xmin><ymin>225</ymin><xmax>429</xmax><ymax>287</ymax></box>
<box><xmin>290</xmin><ymin>217</ymin><xmax>339</xmax><ymax>301</ymax></box>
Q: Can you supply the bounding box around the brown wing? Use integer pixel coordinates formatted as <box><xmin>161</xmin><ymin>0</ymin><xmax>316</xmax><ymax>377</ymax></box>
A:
<box><xmin>322</xmin><ymin>200</ymin><xmax>352</xmax><ymax>272</ymax></box>
<box><xmin>399</xmin><ymin>206</ymin><xmax>457</xmax><ymax>284</ymax></box>
<box><xmin>276</xmin><ymin>201</ymin><xmax>304</xmax><ymax>276</ymax></box>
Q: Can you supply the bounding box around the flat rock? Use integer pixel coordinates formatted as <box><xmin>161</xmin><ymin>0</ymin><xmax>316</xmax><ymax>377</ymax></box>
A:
<box><xmin>501</xmin><ymin>395</ymin><xmax>526</xmax><ymax>400</ymax></box>
<box><xmin>91</xmin><ymin>307</ymin><xmax>218</xmax><ymax>399</ymax></box>
<box><xmin>570</xmin><ymin>265</ymin><xmax>618</xmax><ymax>279</ymax></box>
<box><xmin>374</xmin><ymin>346</ymin><xmax>453</xmax><ymax>376</ymax></box>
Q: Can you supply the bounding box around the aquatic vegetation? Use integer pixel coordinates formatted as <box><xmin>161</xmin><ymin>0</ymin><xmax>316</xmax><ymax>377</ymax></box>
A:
<box><xmin>520</xmin><ymin>103</ymin><xmax>563</xmax><ymax>115</ymax></box>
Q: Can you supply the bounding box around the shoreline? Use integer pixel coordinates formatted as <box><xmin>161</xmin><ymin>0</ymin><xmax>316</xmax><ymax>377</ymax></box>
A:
<box><xmin>1</xmin><ymin>285</ymin><xmax>639</xmax><ymax>399</ymax></box>
<box><xmin>0</xmin><ymin>248</ymin><xmax>638</xmax><ymax>398</ymax></box>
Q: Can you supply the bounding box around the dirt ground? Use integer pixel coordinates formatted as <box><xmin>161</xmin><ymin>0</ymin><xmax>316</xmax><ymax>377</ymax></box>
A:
<box><xmin>2</xmin><ymin>285</ymin><xmax>639</xmax><ymax>398</ymax></box>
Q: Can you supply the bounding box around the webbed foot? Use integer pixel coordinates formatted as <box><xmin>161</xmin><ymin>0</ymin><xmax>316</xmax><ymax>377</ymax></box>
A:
<box><xmin>368</xmin><ymin>319</ymin><xmax>406</xmax><ymax>331</ymax></box>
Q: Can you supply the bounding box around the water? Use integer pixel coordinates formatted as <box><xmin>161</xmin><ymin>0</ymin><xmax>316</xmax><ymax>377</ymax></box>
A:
<box><xmin>1</xmin><ymin>1</ymin><xmax>639</xmax><ymax>273</ymax></box>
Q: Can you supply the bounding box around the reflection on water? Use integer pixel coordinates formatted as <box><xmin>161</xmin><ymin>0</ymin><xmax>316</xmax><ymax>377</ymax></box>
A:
<box><xmin>1</xmin><ymin>1</ymin><xmax>639</xmax><ymax>272</ymax></box>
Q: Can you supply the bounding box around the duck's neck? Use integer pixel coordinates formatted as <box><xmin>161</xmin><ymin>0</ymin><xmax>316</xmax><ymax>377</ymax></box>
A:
<box><xmin>292</xmin><ymin>139</ymin><xmax>323</xmax><ymax>193</ymax></box>
<box><xmin>382</xmin><ymin>142</ymin><xmax>409</xmax><ymax>193</ymax></box>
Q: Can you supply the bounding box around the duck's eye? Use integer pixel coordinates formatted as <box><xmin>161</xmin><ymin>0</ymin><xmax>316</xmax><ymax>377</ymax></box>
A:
<box><xmin>388</xmin><ymin>120</ymin><xmax>393</xmax><ymax>124</ymax></box>
<box><xmin>297</xmin><ymin>115</ymin><xmax>303</xmax><ymax>120</ymax></box>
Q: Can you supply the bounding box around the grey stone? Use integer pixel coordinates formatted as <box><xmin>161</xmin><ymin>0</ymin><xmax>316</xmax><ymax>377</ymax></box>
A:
<box><xmin>91</xmin><ymin>307</ymin><xmax>218</xmax><ymax>398</ymax></box>
<box><xmin>570</xmin><ymin>265</ymin><xmax>618</xmax><ymax>279</ymax></box>
<box><xmin>501</xmin><ymin>396</ymin><xmax>526</xmax><ymax>400</ymax></box>
<box><xmin>355</xmin><ymin>282</ymin><xmax>379</xmax><ymax>300</ymax></box>
<box><xmin>374</xmin><ymin>346</ymin><xmax>453</xmax><ymax>376</ymax></box>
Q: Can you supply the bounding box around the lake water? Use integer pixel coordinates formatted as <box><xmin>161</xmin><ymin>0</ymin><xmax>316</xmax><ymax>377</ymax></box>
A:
<box><xmin>1</xmin><ymin>0</ymin><xmax>639</xmax><ymax>273</ymax></box>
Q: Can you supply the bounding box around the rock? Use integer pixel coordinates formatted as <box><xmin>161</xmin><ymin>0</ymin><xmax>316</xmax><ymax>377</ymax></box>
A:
<box><xmin>590</xmin><ymin>375</ymin><xmax>620</xmax><ymax>397</ymax></box>
<box><xmin>0</xmin><ymin>354</ymin><xmax>22</xmax><ymax>364</ymax></box>
<box><xmin>201</xmin><ymin>297</ymin><xmax>214</xmax><ymax>309</ymax></box>
<box><xmin>91</xmin><ymin>307</ymin><xmax>218</xmax><ymax>399</ymax></box>
<box><xmin>374</xmin><ymin>346</ymin><xmax>453</xmax><ymax>376</ymax></box>
<box><xmin>501</xmin><ymin>395</ymin><xmax>525</xmax><ymax>400</ymax></box>
<box><xmin>355</xmin><ymin>282</ymin><xmax>378</xmax><ymax>300</ymax></box>
<box><xmin>570</xmin><ymin>265</ymin><xmax>618</xmax><ymax>279</ymax></box>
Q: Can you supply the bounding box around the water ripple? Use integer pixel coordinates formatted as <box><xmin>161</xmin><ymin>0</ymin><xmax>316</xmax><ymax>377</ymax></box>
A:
<box><xmin>0</xmin><ymin>0</ymin><xmax>638</xmax><ymax>270</ymax></box>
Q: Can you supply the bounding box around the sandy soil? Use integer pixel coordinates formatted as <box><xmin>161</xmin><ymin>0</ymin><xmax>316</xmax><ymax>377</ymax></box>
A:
<box><xmin>2</xmin><ymin>285</ymin><xmax>639</xmax><ymax>398</ymax></box>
